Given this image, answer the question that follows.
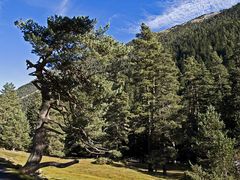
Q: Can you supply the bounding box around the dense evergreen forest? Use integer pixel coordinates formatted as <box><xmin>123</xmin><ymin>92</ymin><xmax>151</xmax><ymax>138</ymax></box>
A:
<box><xmin>1</xmin><ymin>3</ymin><xmax>240</xmax><ymax>179</ymax></box>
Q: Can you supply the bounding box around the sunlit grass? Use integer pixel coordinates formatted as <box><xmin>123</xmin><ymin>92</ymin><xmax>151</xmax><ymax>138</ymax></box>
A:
<box><xmin>0</xmin><ymin>148</ymin><xmax>184</xmax><ymax>180</ymax></box>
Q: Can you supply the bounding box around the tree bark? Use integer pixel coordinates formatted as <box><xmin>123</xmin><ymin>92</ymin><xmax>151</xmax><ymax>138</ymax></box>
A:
<box><xmin>21</xmin><ymin>98</ymin><xmax>50</xmax><ymax>174</ymax></box>
<box><xmin>147</xmin><ymin>101</ymin><xmax>153</xmax><ymax>173</ymax></box>
<box><xmin>21</xmin><ymin>89</ymin><xmax>79</xmax><ymax>174</ymax></box>
<box><xmin>147</xmin><ymin>77</ymin><xmax>155</xmax><ymax>173</ymax></box>
<box><xmin>162</xmin><ymin>164</ymin><xmax>167</xmax><ymax>176</ymax></box>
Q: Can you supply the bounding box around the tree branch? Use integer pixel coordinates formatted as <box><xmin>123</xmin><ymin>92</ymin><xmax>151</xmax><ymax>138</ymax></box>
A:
<box><xmin>37</xmin><ymin>159</ymin><xmax>79</xmax><ymax>170</ymax></box>
<box><xmin>47</xmin><ymin>119</ymin><xmax>67</xmax><ymax>132</ymax></box>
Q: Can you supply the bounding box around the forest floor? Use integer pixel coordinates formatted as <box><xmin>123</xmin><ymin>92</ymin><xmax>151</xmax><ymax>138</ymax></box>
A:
<box><xmin>0</xmin><ymin>149</ymin><xmax>185</xmax><ymax>180</ymax></box>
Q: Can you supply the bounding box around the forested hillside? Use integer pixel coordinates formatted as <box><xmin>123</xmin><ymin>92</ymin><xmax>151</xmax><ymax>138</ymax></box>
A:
<box><xmin>17</xmin><ymin>83</ymin><xmax>37</xmax><ymax>99</ymax></box>
<box><xmin>157</xmin><ymin>1</ymin><xmax>240</xmax><ymax>158</ymax></box>
<box><xmin>0</xmin><ymin>3</ymin><xmax>240</xmax><ymax>180</ymax></box>
<box><xmin>158</xmin><ymin>3</ymin><xmax>240</xmax><ymax>64</ymax></box>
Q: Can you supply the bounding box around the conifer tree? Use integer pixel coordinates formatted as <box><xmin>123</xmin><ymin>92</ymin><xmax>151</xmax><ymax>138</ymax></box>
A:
<box><xmin>184</xmin><ymin>106</ymin><xmax>236</xmax><ymax>179</ymax></box>
<box><xmin>16</xmin><ymin>16</ymin><xmax>96</xmax><ymax>173</ymax></box>
<box><xmin>181</xmin><ymin>57</ymin><xmax>215</xmax><ymax>162</ymax></box>
<box><xmin>223</xmin><ymin>44</ymin><xmax>240</xmax><ymax>141</ymax></box>
<box><xmin>182</xmin><ymin>57</ymin><xmax>214</xmax><ymax>116</ymax></box>
<box><xmin>0</xmin><ymin>83</ymin><xmax>31</xmax><ymax>150</ymax></box>
<box><xmin>130</xmin><ymin>24</ymin><xmax>181</xmax><ymax>172</ymax></box>
<box><xmin>206</xmin><ymin>51</ymin><xmax>231</xmax><ymax>110</ymax></box>
<box><xmin>104</xmin><ymin>79</ymin><xmax>131</xmax><ymax>157</ymax></box>
<box><xmin>103</xmin><ymin>45</ymin><xmax>132</xmax><ymax>158</ymax></box>
<box><xmin>64</xmin><ymin>34</ymin><xmax>131</xmax><ymax>158</ymax></box>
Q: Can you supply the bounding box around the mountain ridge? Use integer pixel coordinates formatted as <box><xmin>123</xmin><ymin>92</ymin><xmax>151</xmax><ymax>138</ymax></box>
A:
<box><xmin>159</xmin><ymin>3</ymin><xmax>240</xmax><ymax>35</ymax></box>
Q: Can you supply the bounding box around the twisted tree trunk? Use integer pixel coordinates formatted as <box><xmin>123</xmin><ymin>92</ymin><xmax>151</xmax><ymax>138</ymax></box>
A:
<box><xmin>21</xmin><ymin>93</ymin><xmax>79</xmax><ymax>174</ymax></box>
<box><xmin>21</xmin><ymin>97</ymin><xmax>50</xmax><ymax>174</ymax></box>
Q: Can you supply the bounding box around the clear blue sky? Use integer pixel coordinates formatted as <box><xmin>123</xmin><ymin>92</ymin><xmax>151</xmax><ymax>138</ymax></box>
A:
<box><xmin>0</xmin><ymin>0</ymin><xmax>240</xmax><ymax>88</ymax></box>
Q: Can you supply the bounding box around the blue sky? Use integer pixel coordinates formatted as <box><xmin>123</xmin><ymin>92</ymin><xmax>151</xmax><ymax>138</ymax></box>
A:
<box><xmin>0</xmin><ymin>0</ymin><xmax>240</xmax><ymax>89</ymax></box>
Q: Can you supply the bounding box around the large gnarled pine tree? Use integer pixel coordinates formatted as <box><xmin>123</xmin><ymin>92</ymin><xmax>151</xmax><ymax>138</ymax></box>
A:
<box><xmin>15</xmin><ymin>16</ymin><xmax>96</xmax><ymax>174</ymax></box>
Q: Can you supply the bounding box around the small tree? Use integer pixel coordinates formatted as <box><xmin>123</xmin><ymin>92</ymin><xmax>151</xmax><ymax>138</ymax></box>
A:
<box><xmin>184</xmin><ymin>106</ymin><xmax>237</xmax><ymax>179</ymax></box>
<box><xmin>0</xmin><ymin>83</ymin><xmax>31</xmax><ymax>150</ymax></box>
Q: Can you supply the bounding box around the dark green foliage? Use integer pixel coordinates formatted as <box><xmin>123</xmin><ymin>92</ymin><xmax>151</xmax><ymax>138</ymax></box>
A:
<box><xmin>64</xmin><ymin>33</ymin><xmax>131</xmax><ymax>157</ymax></box>
<box><xmin>223</xmin><ymin>44</ymin><xmax>240</xmax><ymax>141</ymax></box>
<box><xmin>183</xmin><ymin>106</ymin><xmax>237</xmax><ymax>179</ymax></box>
<box><xmin>179</xmin><ymin>57</ymin><xmax>215</xmax><ymax>161</ymax></box>
<box><xmin>158</xmin><ymin>3</ymin><xmax>240</xmax><ymax>65</ymax></box>
<box><xmin>104</xmin><ymin>91</ymin><xmax>131</xmax><ymax>155</ymax></box>
<box><xmin>130</xmin><ymin>24</ymin><xmax>181</xmax><ymax>171</ymax></box>
<box><xmin>25</xmin><ymin>93</ymin><xmax>41</xmax><ymax>136</ymax></box>
<box><xmin>0</xmin><ymin>83</ymin><xmax>31</xmax><ymax>150</ymax></box>
<box><xmin>15</xmin><ymin>15</ymin><xmax>97</xmax><ymax>101</ymax></box>
<box><xmin>182</xmin><ymin>57</ymin><xmax>214</xmax><ymax>116</ymax></box>
<box><xmin>104</xmin><ymin>45</ymin><xmax>132</xmax><ymax>156</ymax></box>
<box><xmin>156</xmin><ymin>4</ymin><xmax>240</xmax><ymax>169</ymax></box>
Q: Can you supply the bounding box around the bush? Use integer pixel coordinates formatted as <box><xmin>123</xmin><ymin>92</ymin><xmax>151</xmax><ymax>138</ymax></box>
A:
<box><xmin>94</xmin><ymin>157</ymin><xmax>113</xmax><ymax>165</ymax></box>
<box><xmin>109</xmin><ymin>150</ymin><xmax>122</xmax><ymax>160</ymax></box>
<box><xmin>181</xmin><ymin>165</ymin><xmax>236</xmax><ymax>180</ymax></box>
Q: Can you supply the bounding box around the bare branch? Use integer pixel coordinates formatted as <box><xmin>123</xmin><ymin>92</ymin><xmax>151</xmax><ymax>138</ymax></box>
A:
<box><xmin>26</xmin><ymin>60</ymin><xmax>37</xmax><ymax>69</ymax></box>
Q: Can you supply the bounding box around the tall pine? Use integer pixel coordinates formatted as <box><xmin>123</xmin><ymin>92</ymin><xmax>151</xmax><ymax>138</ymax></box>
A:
<box><xmin>130</xmin><ymin>24</ymin><xmax>181</xmax><ymax>172</ymax></box>
<box><xmin>180</xmin><ymin>57</ymin><xmax>214</xmax><ymax>162</ymax></box>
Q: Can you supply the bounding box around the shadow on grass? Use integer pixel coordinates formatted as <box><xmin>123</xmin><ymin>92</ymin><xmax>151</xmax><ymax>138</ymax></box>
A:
<box><xmin>110</xmin><ymin>161</ymin><xmax>186</xmax><ymax>180</ymax></box>
<box><xmin>0</xmin><ymin>157</ymin><xmax>41</xmax><ymax>180</ymax></box>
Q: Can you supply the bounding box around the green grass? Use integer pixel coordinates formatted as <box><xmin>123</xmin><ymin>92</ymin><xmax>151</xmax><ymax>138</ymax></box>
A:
<box><xmin>0</xmin><ymin>149</ymin><xmax>184</xmax><ymax>180</ymax></box>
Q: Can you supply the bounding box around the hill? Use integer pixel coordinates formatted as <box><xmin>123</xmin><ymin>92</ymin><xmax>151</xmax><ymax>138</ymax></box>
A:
<box><xmin>17</xmin><ymin>82</ymin><xmax>38</xmax><ymax>99</ymax></box>
<box><xmin>157</xmin><ymin>3</ymin><xmax>240</xmax><ymax>67</ymax></box>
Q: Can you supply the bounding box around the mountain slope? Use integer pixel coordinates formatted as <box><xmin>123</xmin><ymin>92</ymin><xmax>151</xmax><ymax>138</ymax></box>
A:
<box><xmin>157</xmin><ymin>3</ymin><xmax>240</xmax><ymax>68</ymax></box>
<box><xmin>17</xmin><ymin>82</ymin><xmax>38</xmax><ymax>99</ymax></box>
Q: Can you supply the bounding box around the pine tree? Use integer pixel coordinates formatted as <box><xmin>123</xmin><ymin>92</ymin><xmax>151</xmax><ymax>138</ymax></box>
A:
<box><xmin>63</xmin><ymin>30</ymin><xmax>131</xmax><ymax>158</ymax></box>
<box><xmin>0</xmin><ymin>83</ymin><xmax>31</xmax><ymax>150</ymax></box>
<box><xmin>184</xmin><ymin>106</ymin><xmax>237</xmax><ymax>179</ymax></box>
<box><xmin>103</xmin><ymin>45</ymin><xmax>132</xmax><ymax>159</ymax></box>
<box><xmin>180</xmin><ymin>57</ymin><xmax>215</xmax><ymax>162</ymax></box>
<box><xmin>16</xmin><ymin>16</ymin><xmax>97</xmax><ymax>173</ymax></box>
<box><xmin>104</xmin><ymin>87</ymin><xmax>131</xmax><ymax>158</ymax></box>
<box><xmin>223</xmin><ymin>44</ymin><xmax>240</xmax><ymax>141</ymax></box>
<box><xmin>182</xmin><ymin>57</ymin><xmax>214</xmax><ymax>116</ymax></box>
<box><xmin>206</xmin><ymin>51</ymin><xmax>231</xmax><ymax>110</ymax></box>
<box><xmin>130</xmin><ymin>24</ymin><xmax>181</xmax><ymax>173</ymax></box>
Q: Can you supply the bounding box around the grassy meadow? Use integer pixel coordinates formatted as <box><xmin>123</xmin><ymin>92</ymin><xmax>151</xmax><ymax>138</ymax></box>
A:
<box><xmin>0</xmin><ymin>148</ymin><xmax>185</xmax><ymax>180</ymax></box>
